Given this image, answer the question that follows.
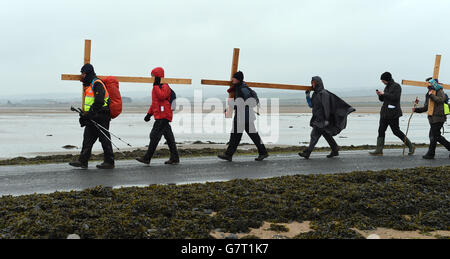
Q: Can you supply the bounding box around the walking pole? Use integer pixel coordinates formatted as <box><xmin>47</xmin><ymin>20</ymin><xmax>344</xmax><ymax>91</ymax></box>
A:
<box><xmin>72</xmin><ymin>107</ymin><xmax>133</xmax><ymax>147</ymax></box>
<box><xmin>70</xmin><ymin>107</ymin><xmax>121</xmax><ymax>151</ymax></box>
<box><xmin>403</xmin><ymin>97</ymin><xmax>419</xmax><ymax>156</ymax></box>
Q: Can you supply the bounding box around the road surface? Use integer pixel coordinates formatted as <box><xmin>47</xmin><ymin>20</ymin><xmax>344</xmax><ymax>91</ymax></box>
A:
<box><xmin>0</xmin><ymin>148</ymin><xmax>449</xmax><ymax>196</ymax></box>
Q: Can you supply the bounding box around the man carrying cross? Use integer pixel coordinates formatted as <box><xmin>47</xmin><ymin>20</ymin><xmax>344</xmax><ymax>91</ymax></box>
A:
<box><xmin>370</xmin><ymin>72</ymin><xmax>415</xmax><ymax>156</ymax></box>
<box><xmin>69</xmin><ymin>64</ymin><xmax>115</xmax><ymax>170</ymax></box>
<box><xmin>218</xmin><ymin>71</ymin><xmax>269</xmax><ymax>162</ymax></box>
<box><xmin>413</xmin><ymin>78</ymin><xmax>450</xmax><ymax>159</ymax></box>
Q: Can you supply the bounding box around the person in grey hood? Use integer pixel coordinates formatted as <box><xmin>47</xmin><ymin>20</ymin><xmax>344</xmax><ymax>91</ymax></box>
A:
<box><xmin>299</xmin><ymin>76</ymin><xmax>355</xmax><ymax>159</ymax></box>
<box><xmin>370</xmin><ymin>72</ymin><xmax>415</xmax><ymax>156</ymax></box>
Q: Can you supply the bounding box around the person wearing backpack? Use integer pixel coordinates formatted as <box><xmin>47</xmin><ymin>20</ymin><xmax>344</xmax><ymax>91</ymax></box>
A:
<box><xmin>218</xmin><ymin>71</ymin><xmax>269</xmax><ymax>162</ymax></box>
<box><xmin>69</xmin><ymin>64</ymin><xmax>115</xmax><ymax>169</ymax></box>
<box><xmin>136</xmin><ymin>67</ymin><xmax>180</xmax><ymax>165</ymax></box>
<box><xmin>413</xmin><ymin>78</ymin><xmax>450</xmax><ymax>159</ymax></box>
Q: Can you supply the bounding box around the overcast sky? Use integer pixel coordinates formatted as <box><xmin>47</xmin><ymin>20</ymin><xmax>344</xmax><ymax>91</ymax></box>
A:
<box><xmin>1</xmin><ymin>0</ymin><xmax>449</xmax><ymax>99</ymax></box>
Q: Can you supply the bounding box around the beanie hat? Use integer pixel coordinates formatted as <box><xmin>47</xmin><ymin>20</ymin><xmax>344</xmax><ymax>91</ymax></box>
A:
<box><xmin>233</xmin><ymin>71</ymin><xmax>244</xmax><ymax>82</ymax></box>
<box><xmin>81</xmin><ymin>63</ymin><xmax>95</xmax><ymax>75</ymax></box>
<box><xmin>380</xmin><ymin>72</ymin><xmax>393</xmax><ymax>81</ymax></box>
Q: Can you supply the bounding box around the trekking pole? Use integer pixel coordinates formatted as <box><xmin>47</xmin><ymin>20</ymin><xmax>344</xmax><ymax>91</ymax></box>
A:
<box><xmin>403</xmin><ymin>97</ymin><xmax>419</xmax><ymax>156</ymax></box>
<box><xmin>70</xmin><ymin>107</ymin><xmax>121</xmax><ymax>151</ymax></box>
<box><xmin>71</xmin><ymin>107</ymin><xmax>133</xmax><ymax>147</ymax></box>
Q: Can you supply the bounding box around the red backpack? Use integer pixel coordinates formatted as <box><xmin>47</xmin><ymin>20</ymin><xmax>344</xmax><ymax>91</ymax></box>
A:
<box><xmin>102</xmin><ymin>76</ymin><xmax>122</xmax><ymax>119</ymax></box>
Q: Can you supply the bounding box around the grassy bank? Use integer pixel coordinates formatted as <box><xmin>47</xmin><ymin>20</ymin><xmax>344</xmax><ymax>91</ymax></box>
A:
<box><xmin>0</xmin><ymin>166</ymin><xmax>448</xmax><ymax>239</ymax></box>
<box><xmin>0</xmin><ymin>144</ymin><xmax>432</xmax><ymax>166</ymax></box>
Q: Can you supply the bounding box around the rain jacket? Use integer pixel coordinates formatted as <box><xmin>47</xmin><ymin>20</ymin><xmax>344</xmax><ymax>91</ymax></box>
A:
<box><xmin>309</xmin><ymin>76</ymin><xmax>356</xmax><ymax>136</ymax></box>
<box><xmin>415</xmin><ymin>88</ymin><xmax>447</xmax><ymax>124</ymax></box>
<box><xmin>379</xmin><ymin>80</ymin><xmax>403</xmax><ymax>120</ymax></box>
<box><xmin>147</xmin><ymin>67</ymin><xmax>173</xmax><ymax>122</ymax></box>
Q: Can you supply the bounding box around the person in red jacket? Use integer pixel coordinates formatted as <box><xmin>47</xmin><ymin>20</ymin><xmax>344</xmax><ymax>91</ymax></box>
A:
<box><xmin>136</xmin><ymin>67</ymin><xmax>180</xmax><ymax>165</ymax></box>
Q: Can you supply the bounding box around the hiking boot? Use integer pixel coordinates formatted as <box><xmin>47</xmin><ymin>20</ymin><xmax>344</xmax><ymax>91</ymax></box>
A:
<box><xmin>405</xmin><ymin>139</ymin><xmax>415</xmax><ymax>155</ymax></box>
<box><xmin>327</xmin><ymin>150</ymin><xmax>339</xmax><ymax>158</ymax></box>
<box><xmin>165</xmin><ymin>159</ymin><xmax>180</xmax><ymax>165</ymax></box>
<box><xmin>423</xmin><ymin>153</ymin><xmax>435</xmax><ymax>160</ymax></box>
<box><xmin>255</xmin><ymin>154</ymin><xmax>269</xmax><ymax>162</ymax></box>
<box><xmin>136</xmin><ymin>157</ymin><xmax>150</xmax><ymax>165</ymax></box>
<box><xmin>369</xmin><ymin>137</ymin><xmax>384</xmax><ymax>156</ymax></box>
<box><xmin>299</xmin><ymin>150</ymin><xmax>311</xmax><ymax>160</ymax></box>
<box><xmin>96</xmin><ymin>162</ymin><xmax>115</xmax><ymax>170</ymax></box>
<box><xmin>69</xmin><ymin>161</ymin><xmax>88</xmax><ymax>169</ymax></box>
<box><xmin>218</xmin><ymin>154</ymin><xmax>232</xmax><ymax>162</ymax></box>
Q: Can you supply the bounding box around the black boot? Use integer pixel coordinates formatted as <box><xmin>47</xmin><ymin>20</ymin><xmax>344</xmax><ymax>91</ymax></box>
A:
<box><xmin>136</xmin><ymin>157</ymin><xmax>151</xmax><ymax>165</ymax></box>
<box><xmin>218</xmin><ymin>154</ymin><xmax>233</xmax><ymax>162</ymax></box>
<box><xmin>69</xmin><ymin>161</ymin><xmax>88</xmax><ymax>169</ymax></box>
<box><xmin>327</xmin><ymin>150</ymin><xmax>339</xmax><ymax>158</ymax></box>
<box><xmin>255</xmin><ymin>153</ymin><xmax>269</xmax><ymax>162</ymax></box>
<box><xmin>423</xmin><ymin>153</ymin><xmax>435</xmax><ymax>160</ymax></box>
<box><xmin>96</xmin><ymin>162</ymin><xmax>115</xmax><ymax>170</ymax></box>
<box><xmin>299</xmin><ymin>150</ymin><xmax>311</xmax><ymax>160</ymax></box>
<box><xmin>165</xmin><ymin>158</ymin><xmax>180</xmax><ymax>165</ymax></box>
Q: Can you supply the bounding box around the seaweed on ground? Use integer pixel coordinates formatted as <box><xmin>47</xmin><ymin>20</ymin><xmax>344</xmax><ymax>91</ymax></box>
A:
<box><xmin>0</xmin><ymin>166</ymin><xmax>448</xmax><ymax>239</ymax></box>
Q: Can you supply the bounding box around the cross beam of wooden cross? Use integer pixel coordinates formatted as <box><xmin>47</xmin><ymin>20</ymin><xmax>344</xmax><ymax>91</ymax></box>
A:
<box><xmin>61</xmin><ymin>40</ymin><xmax>192</xmax><ymax>111</ymax></box>
<box><xmin>201</xmin><ymin>48</ymin><xmax>312</xmax><ymax>92</ymax></box>
<box><xmin>402</xmin><ymin>55</ymin><xmax>450</xmax><ymax>89</ymax></box>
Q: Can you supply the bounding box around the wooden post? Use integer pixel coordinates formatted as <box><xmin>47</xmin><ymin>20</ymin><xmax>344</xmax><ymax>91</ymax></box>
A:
<box><xmin>81</xmin><ymin>39</ymin><xmax>91</xmax><ymax>112</ymax></box>
<box><xmin>402</xmin><ymin>54</ymin><xmax>450</xmax><ymax>90</ymax></box>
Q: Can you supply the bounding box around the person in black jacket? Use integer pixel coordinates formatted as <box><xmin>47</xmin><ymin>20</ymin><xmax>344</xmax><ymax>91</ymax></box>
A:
<box><xmin>370</xmin><ymin>72</ymin><xmax>415</xmax><ymax>156</ymax></box>
<box><xmin>299</xmin><ymin>76</ymin><xmax>355</xmax><ymax>159</ymax></box>
<box><xmin>218</xmin><ymin>71</ymin><xmax>269</xmax><ymax>162</ymax></box>
<box><xmin>69</xmin><ymin>64</ymin><xmax>115</xmax><ymax>169</ymax></box>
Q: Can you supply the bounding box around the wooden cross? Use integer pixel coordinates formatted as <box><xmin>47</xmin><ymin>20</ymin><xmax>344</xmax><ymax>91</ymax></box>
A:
<box><xmin>201</xmin><ymin>48</ymin><xmax>313</xmax><ymax>92</ymax></box>
<box><xmin>402</xmin><ymin>55</ymin><xmax>450</xmax><ymax>89</ymax></box>
<box><xmin>402</xmin><ymin>55</ymin><xmax>450</xmax><ymax>116</ymax></box>
<box><xmin>61</xmin><ymin>39</ymin><xmax>192</xmax><ymax>111</ymax></box>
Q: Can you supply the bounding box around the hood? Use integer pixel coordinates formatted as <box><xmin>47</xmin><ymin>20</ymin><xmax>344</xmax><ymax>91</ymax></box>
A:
<box><xmin>312</xmin><ymin>76</ymin><xmax>325</xmax><ymax>92</ymax></box>
<box><xmin>151</xmin><ymin>67</ymin><xmax>165</xmax><ymax>78</ymax></box>
<box><xmin>81</xmin><ymin>63</ymin><xmax>97</xmax><ymax>86</ymax></box>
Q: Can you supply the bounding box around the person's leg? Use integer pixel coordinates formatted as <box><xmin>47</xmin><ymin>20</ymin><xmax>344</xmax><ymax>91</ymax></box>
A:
<box><xmin>389</xmin><ymin>118</ymin><xmax>415</xmax><ymax>155</ymax></box>
<box><xmin>96</xmin><ymin>116</ymin><xmax>115</xmax><ymax>168</ymax></box>
<box><xmin>424</xmin><ymin>124</ymin><xmax>438</xmax><ymax>159</ymax></box>
<box><xmin>245</xmin><ymin>119</ymin><xmax>268</xmax><ymax>156</ymax></box>
<box><xmin>300</xmin><ymin>127</ymin><xmax>322</xmax><ymax>159</ymax></box>
<box><xmin>138</xmin><ymin>120</ymin><xmax>165</xmax><ymax>164</ymax></box>
<box><xmin>78</xmin><ymin>124</ymin><xmax>99</xmax><ymax>166</ymax></box>
<box><xmin>220</xmin><ymin>115</ymin><xmax>243</xmax><ymax>160</ymax></box>
<box><xmin>433</xmin><ymin>122</ymin><xmax>450</xmax><ymax>151</ymax></box>
<box><xmin>370</xmin><ymin>118</ymin><xmax>388</xmax><ymax>155</ymax></box>
<box><xmin>323</xmin><ymin>132</ymin><xmax>339</xmax><ymax>158</ymax></box>
<box><xmin>162</xmin><ymin>121</ymin><xmax>180</xmax><ymax>164</ymax></box>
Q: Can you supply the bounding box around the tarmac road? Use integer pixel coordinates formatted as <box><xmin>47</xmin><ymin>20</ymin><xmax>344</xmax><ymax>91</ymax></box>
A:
<box><xmin>0</xmin><ymin>148</ymin><xmax>449</xmax><ymax>197</ymax></box>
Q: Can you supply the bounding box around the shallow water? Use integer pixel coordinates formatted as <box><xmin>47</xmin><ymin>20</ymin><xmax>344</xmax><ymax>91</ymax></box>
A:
<box><xmin>0</xmin><ymin>112</ymin><xmax>444</xmax><ymax>158</ymax></box>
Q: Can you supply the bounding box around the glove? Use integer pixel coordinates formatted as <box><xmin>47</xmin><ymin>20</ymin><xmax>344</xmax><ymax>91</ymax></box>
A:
<box><xmin>306</xmin><ymin>90</ymin><xmax>311</xmax><ymax>96</ymax></box>
<box><xmin>144</xmin><ymin>114</ymin><xmax>152</xmax><ymax>122</ymax></box>
<box><xmin>79</xmin><ymin>114</ymin><xmax>88</xmax><ymax>127</ymax></box>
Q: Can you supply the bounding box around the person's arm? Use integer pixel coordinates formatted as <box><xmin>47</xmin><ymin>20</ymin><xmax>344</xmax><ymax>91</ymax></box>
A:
<box><xmin>414</xmin><ymin>96</ymin><xmax>428</xmax><ymax>113</ymax></box>
<box><xmin>382</xmin><ymin>84</ymin><xmax>401</xmax><ymax>103</ymax></box>
<box><xmin>321</xmin><ymin>92</ymin><xmax>331</xmax><ymax>125</ymax></box>
<box><xmin>429</xmin><ymin>89</ymin><xmax>446</xmax><ymax>104</ymax></box>
<box><xmin>306</xmin><ymin>91</ymin><xmax>313</xmax><ymax>108</ymax></box>
<box><xmin>87</xmin><ymin>82</ymin><xmax>106</xmax><ymax>117</ymax></box>
<box><xmin>153</xmin><ymin>84</ymin><xmax>171</xmax><ymax>101</ymax></box>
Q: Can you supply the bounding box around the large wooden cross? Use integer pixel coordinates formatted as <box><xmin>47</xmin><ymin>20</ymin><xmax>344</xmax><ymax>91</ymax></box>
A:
<box><xmin>402</xmin><ymin>54</ymin><xmax>450</xmax><ymax>115</ymax></box>
<box><xmin>402</xmin><ymin>55</ymin><xmax>450</xmax><ymax>89</ymax></box>
<box><xmin>61</xmin><ymin>39</ymin><xmax>192</xmax><ymax>111</ymax></box>
<box><xmin>201</xmin><ymin>48</ymin><xmax>313</xmax><ymax>92</ymax></box>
